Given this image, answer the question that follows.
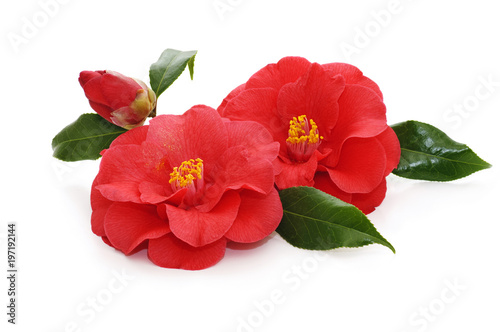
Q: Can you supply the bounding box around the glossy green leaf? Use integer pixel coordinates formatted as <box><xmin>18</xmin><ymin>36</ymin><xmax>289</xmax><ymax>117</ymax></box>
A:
<box><xmin>277</xmin><ymin>187</ymin><xmax>395</xmax><ymax>253</ymax></box>
<box><xmin>149</xmin><ymin>48</ymin><xmax>197</xmax><ymax>98</ymax></box>
<box><xmin>52</xmin><ymin>114</ymin><xmax>126</xmax><ymax>161</ymax></box>
<box><xmin>391</xmin><ymin>120</ymin><xmax>491</xmax><ymax>181</ymax></box>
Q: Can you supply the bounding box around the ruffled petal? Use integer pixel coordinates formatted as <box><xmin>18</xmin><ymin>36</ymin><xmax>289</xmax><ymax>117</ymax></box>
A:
<box><xmin>322</xmin><ymin>84</ymin><xmax>388</xmax><ymax>167</ymax></box>
<box><xmin>90</xmin><ymin>176</ymin><xmax>112</xmax><ymax>237</ymax></box>
<box><xmin>322</xmin><ymin>63</ymin><xmax>383</xmax><ymax>100</ymax></box>
<box><xmin>327</xmin><ymin>137</ymin><xmax>386</xmax><ymax>193</ymax></box>
<box><xmin>217</xmin><ymin>83</ymin><xmax>245</xmax><ymax>113</ymax></box>
<box><xmin>148</xmin><ymin>234</ymin><xmax>227</xmax><ymax>270</ymax></box>
<box><xmin>146</xmin><ymin>105</ymin><xmax>228</xmax><ymax>173</ymax></box>
<box><xmin>350</xmin><ymin>179</ymin><xmax>387</xmax><ymax>214</ymax></box>
<box><xmin>166</xmin><ymin>191</ymin><xmax>241</xmax><ymax>247</ymax></box>
<box><xmin>246</xmin><ymin>56</ymin><xmax>312</xmax><ymax>90</ymax></box>
<box><xmin>375</xmin><ymin>126</ymin><xmax>401</xmax><ymax>176</ymax></box>
<box><xmin>313</xmin><ymin>172</ymin><xmax>352</xmax><ymax>203</ymax></box>
<box><xmin>103</xmin><ymin>202</ymin><xmax>171</xmax><ymax>255</ymax></box>
<box><xmin>225</xmin><ymin>190</ymin><xmax>282</xmax><ymax>243</ymax></box>
<box><xmin>277</xmin><ymin>63</ymin><xmax>345</xmax><ymax>135</ymax></box>
<box><xmin>205</xmin><ymin>146</ymin><xmax>276</xmax><ymax>207</ymax></box>
<box><xmin>109</xmin><ymin>125</ymin><xmax>148</xmax><ymax>148</ymax></box>
<box><xmin>96</xmin><ymin>144</ymin><xmax>172</xmax><ymax>204</ymax></box>
<box><xmin>224</xmin><ymin>120</ymin><xmax>279</xmax><ymax>163</ymax></box>
<box><xmin>221</xmin><ymin>88</ymin><xmax>287</xmax><ymax>145</ymax></box>
<box><xmin>275</xmin><ymin>153</ymin><xmax>318</xmax><ymax>189</ymax></box>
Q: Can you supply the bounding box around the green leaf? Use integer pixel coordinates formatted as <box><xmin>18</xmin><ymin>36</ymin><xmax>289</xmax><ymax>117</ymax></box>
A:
<box><xmin>277</xmin><ymin>187</ymin><xmax>395</xmax><ymax>253</ymax></box>
<box><xmin>149</xmin><ymin>48</ymin><xmax>197</xmax><ymax>98</ymax></box>
<box><xmin>52</xmin><ymin>114</ymin><xmax>126</xmax><ymax>161</ymax></box>
<box><xmin>391</xmin><ymin>120</ymin><xmax>491</xmax><ymax>181</ymax></box>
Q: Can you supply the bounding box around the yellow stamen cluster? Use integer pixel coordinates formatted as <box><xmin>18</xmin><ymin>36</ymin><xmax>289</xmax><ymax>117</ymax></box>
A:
<box><xmin>169</xmin><ymin>158</ymin><xmax>203</xmax><ymax>188</ymax></box>
<box><xmin>286</xmin><ymin>115</ymin><xmax>323</xmax><ymax>144</ymax></box>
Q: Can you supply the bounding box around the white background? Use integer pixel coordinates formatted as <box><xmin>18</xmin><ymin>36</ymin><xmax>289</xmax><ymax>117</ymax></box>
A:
<box><xmin>2</xmin><ymin>0</ymin><xmax>499</xmax><ymax>331</ymax></box>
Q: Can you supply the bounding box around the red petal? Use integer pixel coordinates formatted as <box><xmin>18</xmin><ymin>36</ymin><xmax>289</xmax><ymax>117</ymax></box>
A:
<box><xmin>146</xmin><ymin>106</ymin><xmax>228</xmax><ymax>173</ymax></box>
<box><xmin>166</xmin><ymin>191</ymin><xmax>241</xmax><ymax>247</ymax></box>
<box><xmin>79</xmin><ymin>71</ymin><xmax>103</xmax><ymax>88</ymax></box>
<box><xmin>217</xmin><ymin>83</ymin><xmax>245</xmax><ymax>113</ymax></box>
<box><xmin>246</xmin><ymin>56</ymin><xmax>311</xmax><ymax>90</ymax></box>
<box><xmin>100</xmin><ymin>71</ymin><xmax>140</xmax><ymax>109</ymax></box>
<box><xmin>224</xmin><ymin>120</ymin><xmax>279</xmax><ymax>163</ymax></box>
<box><xmin>277</xmin><ymin>63</ymin><xmax>345</xmax><ymax>135</ymax></box>
<box><xmin>322</xmin><ymin>63</ymin><xmax>383</xmax><ymax>100</ymax></box>
<box><xmin>350</xmin><ymin>179</ymin><xmax>388</xmax><ymax>214</ymax></box>
<box><xmin>82</xmin><ymin>76</ymin><xmax>109</xmax><ymax>106</ymax></box>
<box><xmin>148</xmin><ymin>234</ymin><xmax>227</xmax><ymax>270</ymax></box>
<box><xmin>103</xmin><ymin>202</ymin><xmax>171</xmax><ymax>255</ymax></box>
<box><xmin>327</xmin><ymin>137</ymin><xmax>386</xmax><ymax>193</ymax></box>
<box><xmin>206</xmin><ymin>146</ymin><xmax>276</xmax><ymax>205</ymax></box>
<box><xmin>275</xmin><ymin>153</ymin><xmax>318</xmax><ymax>189</ymax></box>
<box><xmin>221</xmin><ymin>88</ymin><xmax>287</xmax><ymax>145</ymax></box>
<box><xmin>322</xmin><ymin>84</ymin><xmax>388</xmax><ymax>167</ymax></box>
<box><xmin>313</xmin><ymin>172</ymin><xmax>352</xmax><ymax>203</ymax></box>
<box><xmin>376</xmin><ymin>127</ymin><xmax>401</xmax><ymax>176</ymax></box>
<box><xmin>97</xmin><ymin>144</ymin><xmax>172</xmax><ymax>204</ymax></box>
<box><xmin>109</xmin><ymin>125</ymin><xmax>148</xmax><ymax>148</ymax></box>
<box><xmin>88</xmin><ymin>101</ymin><xmax>113</xmax><ymax>122</ymax></box>
<box><xmin>225</xmin><ymin>190</ymin><xmax>282</xmax><ymax>243</ymax></box>
<box><xmin>90</xmin><ymin>176</ymin><xmax>112</xmax><ymax>237</ymax></box>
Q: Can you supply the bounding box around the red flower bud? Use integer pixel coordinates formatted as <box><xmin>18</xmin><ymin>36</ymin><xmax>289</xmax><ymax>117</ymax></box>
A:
<box><xmin>79</xmin><ymin>70</ymin><xmax>156</xmax><ymax>129</ymax></box>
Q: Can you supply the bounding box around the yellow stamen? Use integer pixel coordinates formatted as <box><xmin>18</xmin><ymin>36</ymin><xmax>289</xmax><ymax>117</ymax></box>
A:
<box><xmin>286</xmin><ymin>115</ymin><xmax>323</xmax><ymax>145</ymax></box>
<box><xmin>169</xmin><ymin>158</ymin><xmax>204</xmax><ymax>189</ymax></box>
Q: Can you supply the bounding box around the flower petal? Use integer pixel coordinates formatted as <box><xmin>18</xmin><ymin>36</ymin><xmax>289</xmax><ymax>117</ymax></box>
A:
<box><xmin>97</xmin><ymin>144</ymin><xmax>172</xmax><ymax>204</ymax></box>
<box><xmin>79</xmin><ymin>70</ymin><xmax>104</xmax><ymax>88</ymax></box>
<box><xmin>167</xmin><ymin>191</ymin><xmax>241</xmax><ymax>247</ymax></box>
<box><xmin>104</xmin><ymin>202</ymin><xmax>171</xmax><ymax>255</ymax></box>
<box><xmin>224</xmin><ymin>120</ymin><xmax>279</xmax><ymax>163</ymax></box>
<box><xmin>221</xmin><ymin>88</ymin><xmax>287</xmax><ymax>144</ymax></box>
<box><xmin>275</xmin><ymin>152</ymin><xmax>318</xmax><ymax>189</ymax></box>
<box><xmin>225</xmin><ymin>189</ymin><xmax>282</xmax><ymax>243</ymax></box>
<box><xmin>217</xmin><ymin>83</ymin><xmax>245</xmax><ymax>113</ymax></box>
<box><xmin>322</xmin><ymin>63</ymin><xmax>383</xmax><ymax>100</ymax></box>
<box><xmin>350</xmin><ymin>179</ymin><xmax>388</xmax><ymax>214</ymax></box>
<box><xmin>109</xmin><ymin>125</ymin><xmax>148</xmax><ymax>148</ymax></box>
<box><xmin>375</xmin><ymin>126</ymin><xmax>401</xmax><ymax>176</ymax></box>
<box><xmin>327</xmin><ymin>137</ymin><xmax>386</xmax><ymax>193</ymax></box>
<box><xmin>322</xmin><ymin>84</ymin><xmax>387</xmax><ymax>167</ymax></box>
<box><xmin>246</xmin><ymin>56</ymin><xmax>312</xmax><ymax>90</ymax></box>
<box><xmin>90</xmin><ymin>176</ymin><xmax>112</xmax><ymax>237</ymax></box>
<box><xmin>148</xmin><ymin>234</ymin><xmax>227</xmax><ymax>270</ymax></box>
<box><xmin>100</xmin><ymin>71</ymin><xmax>140</xmax><ymax>109</ymax></box>
<box><xmin>146</xmin><ymin>105</ymin><xmax>228</xmax><ymax>173</ymax></box>
<box><xmin>205</xmin><ymin>146</ymin><xmax>276</xmax><ymax>209</ymax></box>
<box><xmin>313</xmin><ymin>172</ymin><xmax>352</xmax><ymax>203</ymax></box>
<box><xmin>277</xmin><ymin>63</ymin><xmax>345</xmax><ymax>135</ymax></box>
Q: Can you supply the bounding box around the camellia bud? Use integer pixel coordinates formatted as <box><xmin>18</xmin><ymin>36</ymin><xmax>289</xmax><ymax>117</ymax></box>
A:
<box><xmin>79</xmin><ymin>70</ymin><xmax>157</xmax><ymax>129</ymax></box>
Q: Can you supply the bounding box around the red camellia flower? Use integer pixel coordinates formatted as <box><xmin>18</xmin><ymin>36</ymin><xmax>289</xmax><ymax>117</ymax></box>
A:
<box><xmin>91</xmin><ymin>105</ymin><xmax>282</xmax><ymax>270</ymax></box>
<box><xmin>79</xmin><ymin>70</ymin><xmax>156</xmax><ymax>129</ymax></box>
<box><xmin>218</xmin><ymin>57</ymin><xmax>401</xmax><ymax>214</ymax></box>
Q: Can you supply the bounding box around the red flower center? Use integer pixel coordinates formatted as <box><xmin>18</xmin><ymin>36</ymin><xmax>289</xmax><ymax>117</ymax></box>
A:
<box><xmin>169</xmin><ymin>158</ymin><xmax>205</xmax><ymax>195</ymax></box>
<box><xmin>286</xmin><ymin>115</ymin><xmax>323</xmax><ymax>162</ymax></box>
